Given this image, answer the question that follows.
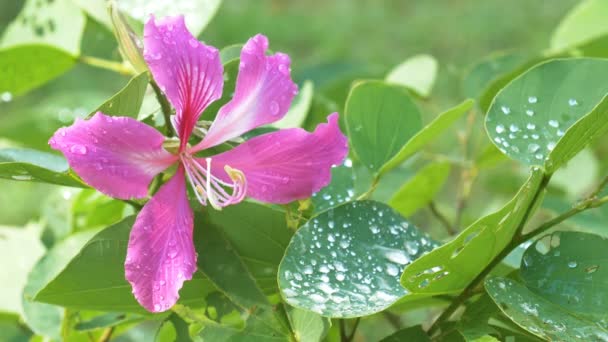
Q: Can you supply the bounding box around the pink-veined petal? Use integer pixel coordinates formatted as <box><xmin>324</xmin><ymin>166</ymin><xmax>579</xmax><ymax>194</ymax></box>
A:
<box><xmin>144</xmin><ymin>15</ymin><xmax>223</xmax><ymax>146</ymax></box>
<box><xmin>193</xmin><ymin>34</ymin><xmax>298</xmax><ymax>151</ymax></box>
<box><xmin>125</xmin><ymin>168</ymin><xmax>197</xmax><ymax>313</ymax></box>
<box><xmin>49</xmin><ymin>112</ymin><xmax>176</xmax><ymax>200</ymax></box>
<box><xmin>204</xmin><ymin>113</ymin><xmax>348</xmax><ymax>204</ymax></box>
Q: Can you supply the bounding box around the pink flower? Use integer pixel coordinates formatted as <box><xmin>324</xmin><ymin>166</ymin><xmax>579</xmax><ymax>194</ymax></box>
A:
<box><xmin>48</xmin><ymin>15</ymin><xmax>348</xmax><ymax>313</ymax></box>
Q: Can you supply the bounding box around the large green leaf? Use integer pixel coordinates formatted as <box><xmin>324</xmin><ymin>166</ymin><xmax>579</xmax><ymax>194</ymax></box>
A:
<box><xmin>400</xmin><ymin>168</ymin><xmax>544</xmax><ymax>295</ymax></box>
<box><xmin>1</xmin><ymin>0</ymin><xmax>85</xmax><ymax>55</ymax></box>
<box><xmin>0</xmin><ymin>148</ymin><xmax>85</xmax><ymax>187</ymax></box>
<box><xmin>92</xmin><ymin>72</ymin><xmax>149</xmax><ymax>118</ymax></box>
<box><xmin>22</xmin><ymin>230</ymin><xmax>98</xmax><ymax>339</ymax></box>
<box><xmin>35</xmin><ymin>217</ymin><xmax>214</xmax><ymax>313</ymax></box>
<box><xmin>0</xmin><ymin>225</ymin><xmax>45</xmax><ymax>315</ymax></box>
<box><xmin>278</xmin><ymin>200</ymin><xmax>437</xmax><ymax>318</ymax></box>
<box><xmin>485</xmin><ymin>58</ymin><xmax>608</xmax><ymax>172</ymax></box>
<box><xmin>345</xmin><ymin>81</ymin><xmax>422</xmax><ymax>174</ymax></box>
<box><xmin>485</xmin><ymin>277</ymin><xmax>608</xmax><ymax>341</ymax></box>
<box><xmin>520</xmin><ymin>231</ymin><xmax>608</xmax><ymax>317</ymax></box>
<box><xmin>286</xmin><ymin>306</ymin><xmax>331</xmax><ymax>342</ymax></box>
<box><xmin>117</xmin><ymin>0</ymin><xmax>222</xmax><ymax>36</ymax></box>
<box><xmin>378</xmin><ymin>99</ymin><xmax>473</xmax><ymax>176</ymax></box>
<box><xmin>389</xmin><ymin>161</ymin><xmax>451</xmax><ymax>217</ymax></box>
<box><xmin>550</xmin><ymin>0</ymin><xmax>608</xmax><ymax>52</ymax></box>
<box><xmin>0</xmin><ymin>45</ymin><xmax>76</xmax><ymax>96</ymax></box>
<box><xmin>312</xmin><ymin>159</ymin><xmax>356</xmax><ymax>213</ymax></box>
<box><xmin>462</xmin><ymin>52</ymin><xmax>528</xmax><ymax>100</ymax></box>
<box><xmin>386</xmin><ymin>54</ymin><xmax>438</xmax><ymax>98</ymax></box>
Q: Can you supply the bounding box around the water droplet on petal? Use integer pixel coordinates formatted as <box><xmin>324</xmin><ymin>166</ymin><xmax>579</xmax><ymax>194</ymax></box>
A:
<box><xmin>188</xmin><ymin>38</ymin><xmax>198</xmax><ymax>48</ymax></box>
<box><xmin>269</xmin><ymin>101</ymin><xmax>280</xmax><ymax>116</ymax></box>
<box><xmin>70</xmin><ymin>144</ymin><xmax>87</xmax><ymax>155</ymax></box>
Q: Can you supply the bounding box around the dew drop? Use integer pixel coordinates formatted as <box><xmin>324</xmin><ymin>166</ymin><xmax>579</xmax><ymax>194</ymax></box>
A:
<box><xmin>527</xmin><ymin>143</ymin><xmax>540</xmax><ymax>153</ymax></box>
<box><xmin>528</xmin><ymin>96</ymin><xmax>538</xmax><ymax>104</ymax></box>
<box><xmin>568</xmin><ymin>261</ymin><xmax>578</xmax><ymax>268</ymax></box>
<box><xmin>495</xmin><ymin>124</ymin><xmax>506</xmax><ymax>134</ymax></box>
<box><xmin>269</xmin><ymin>101</ymin><xmax>280</xmax><ymax>116</ymax></box>
<box><xmin>70</xmin><ymin>144</ymin><xmax>87</xmax><ymax>155</ymax></box>
<box><xmin>568</xmin><ymin>98</ymin><xmax>578</xmax><ymax>106</ymax></box>
<box><xmin>0</xmin><ymin>91</ymin><xmax>13</xmax><ymax>102</ymax></box>
<box><xmin>509</xmin><ymin>124</ymin><xmax>519</xmax><ymax>132</ymax></box>
<box><xmin>549</xmin><ymin>120</ymin><xmax>559</xmax><ymax>128</ymax></box>
<box><xmin>525</xmin><ymin>109</ymin><xmax>535</xmax><ymax>116</ymax></box>
<box><xmin>501</xmin><ymin>106</ymin><xmax>511</xmax><ymax>114</ymax></box>
<box><xmin>154</xmin><ymin>304</ymin><xmax>161</xmax><ymax>311</ymax></box>
<box><xmin>547</xmin><ymin>142</ymin><xmax>556</xmax><ymax>151</ymax></box>
<box><xmin>188</xmin><ymin>38</ymin><xmax>198</xmax><ymax>48</ymax></box>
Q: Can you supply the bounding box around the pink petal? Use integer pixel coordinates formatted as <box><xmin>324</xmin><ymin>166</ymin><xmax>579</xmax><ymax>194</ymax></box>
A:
<box><xmin>124</xmin><ymin>168</ymin><xmax>197</xmax><ymax>313</ymax></box>
<box><xmin>49</xmin><ymin>112</ymin><xmax>176</xmax><ymax>200</ymax></box>
<box><xmin>205</xmin><ymin>113</ymin><xmax>348</xmax><ymax>204</ymax></box>
<box><xmin>144</xmin><ymin>15</ymin><xmax>223</xmax><ymax>147</ymax></box>
<box><xmin>193</xmin><ymin>34</ymin><xmax>299</xmax><ymax>151</ymax></box>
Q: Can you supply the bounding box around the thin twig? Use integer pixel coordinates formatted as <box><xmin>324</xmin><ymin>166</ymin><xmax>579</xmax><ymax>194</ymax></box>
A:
<box><xmin>382</xmin><ymin>311</ymin><xmax>402</xmax><ymax>330</ymax></box>
<box><xmin>428</xmin><ymin>201</ymin><xmax>456</xmax><ymax>235</ymax></box>
<box><xmin>98</xmin><ymin>326</ymin><xmax>115</xmax><ymax>342</ymax></box>
<box><xmin>79</xmin><ymin>55</ymin><xmax>134</xmax><ymax>75</ymax></box>
<box><xmin>357</xmin><ymin>176</ymin><xmax>380</xmax><ymax>200</ymax></box>
<box><xmin>150</xmin><ymin>80</ymin><xmax>174</xmax><ymax>137</ymax></box>
<box><xmin>346</xmin><ymin>317</ymin><xmax>361</xmax><ymax>341</ymax></box>
<box><xmin>454</xmin><ymin>109</ymin><xmax>477</xmax><ymax>228</ymax></box>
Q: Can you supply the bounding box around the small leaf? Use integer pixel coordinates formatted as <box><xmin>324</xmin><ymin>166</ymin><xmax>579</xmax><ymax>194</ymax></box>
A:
<box><xmin>389</xmin><ymin>161</ymin><xmax>451</xmax><ymax>217</ymax></box>
<box><xmin>401</xmin><ymin>168</ymin><xmax>545</xmax><ymax>295</ymax></box>
<box><xmin>386</xmin><ymin>54</ymin><xmax>438</xmax><ymax>98</ymax></box>
<box><xmin>35</xmin><ymin>217</ymin><xmax>214</xmax><ymax>313</ymax></box>
<box><xmin>485</xmin><ymin>277</ymin><xmax>608</xmax><ymax>341</ymax></box>
<box><xmin>1</xmin><ymin>0</ymin><xmax>85</xmax><ymax>55</ymax></box>
<box><xmin>379</xmin><ymin>99</ymin><xmax>473</xmax><ymax>176</ymax></box>
<box><xmin>0</xmin><ymin>45</ymin><xmax>76</xmax><ymax>96</ymax></box>
<box><xmin>279</xmin><ymin>200</ymin><xmax>437</xmax><ymax>318</ymax></box>
<box><xmin>92</xmin><ymin>72</ymin><xmax>150</xmax><ymax>118</ymax></box>
<box><xmin>520</xmin><ymin>231</ymin><xmax>608</xmax><ymax>316</ymax></box>
<box><xmin>345</xmin><ymin>81</ymin><xmax>422</xmax><ymax>174</ymax></box>
<box><xmin>286</xmin><ymin>306</ymin><xmax>331</xmax><ymax>342</ymax></box>
<box><xmin>0</xmin><ymin>148</ymin><xmax>85</xmax><ymax>187</ymax></box>
<box><xmin>550</xmin><ymin>0</ymin><xmax>608</xmax><ymax>52</ymax></box>
<box><xmin>117</xmin><ymin>0</ymin><xmax>222</xmax><ymax>36</ymax></box>
<box><xmin>312</xmin><ymin>158</ymin><xmax>356</xmax><ymax>213</ymax></box>
<box><xmin>273</xmin><ymin>80</ymin><xmax>314</xmax><ymax>129</ymax></box>
<box><xmin>485</xmin><ymin>58</ymin><xmax>608</xmax><ymax>172</ymax></box>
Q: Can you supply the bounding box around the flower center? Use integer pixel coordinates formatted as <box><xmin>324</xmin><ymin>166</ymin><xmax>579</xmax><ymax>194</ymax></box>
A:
<box><xmin>180</xmin><ymin>153</ymin><xmax>246</xmax><ymax>210</ymax></box>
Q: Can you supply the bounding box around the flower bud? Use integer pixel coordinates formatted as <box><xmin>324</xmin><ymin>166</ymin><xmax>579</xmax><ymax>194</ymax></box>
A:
<box><xmin>109</xmin><ymin>1</ymin><xmax>148</xmax><ymax>73</ymax></box>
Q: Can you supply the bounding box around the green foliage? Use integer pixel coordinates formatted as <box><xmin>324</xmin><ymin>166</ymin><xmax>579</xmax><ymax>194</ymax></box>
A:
<box><xmin>0</xmin><ymin>148</ymin><xmax>85</xmax><ymax>187</ymax></box>
<box><xmin>93</xmin><ymin>72</ymin><xmax>150</xmax><ymax>118</ymax></box>
<box><xmin>386</xmin><ymin>54</ymin><xmax>438</xmax><ymax>98</ymax></box>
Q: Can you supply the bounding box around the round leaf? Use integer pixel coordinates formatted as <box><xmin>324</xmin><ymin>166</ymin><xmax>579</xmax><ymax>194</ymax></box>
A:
<box><xmin>311</xmin><ymin>158</ymin><xmax>356</xmax><ymax>213</ymax></box>
<box><xmin>386</xmin><ymin>54</ymin><xmax>438</xmax><ymax>98</ymax></box>
<box><xmin>485</xmin><ymin>58</ymin><xmax>608</xmax><ymax>171</ymax></box>
<box><xmin>278</xmin><ymin>200</ymin><xmax>437</xmax><ymax>318</ymax></box>
<box><xmin>550</xmin><ymin>0</ymin><xmax>608</xmax><ymax>52</ymax></box>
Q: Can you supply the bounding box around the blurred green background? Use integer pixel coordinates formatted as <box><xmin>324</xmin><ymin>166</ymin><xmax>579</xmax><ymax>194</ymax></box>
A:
<box><xmin>0</xmin><ymin>0</ymin><xmax>579</xmax><ymax>227</ymax></box>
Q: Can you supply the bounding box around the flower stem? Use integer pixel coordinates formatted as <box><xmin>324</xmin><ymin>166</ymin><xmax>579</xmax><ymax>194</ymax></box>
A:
<box><xmin>150</xmin><ymin>80</ymin><xmax>174</xmax><ymax>137</ymax></box>
<box><xmin>78</xmin><ymin>55</ymin><xmax>135</xmax><ymax>76</ymax></box>
<box><xmin>357</xmin><ymin>176</ymin><xmax>379</xmax><ymax>200</ymax></box>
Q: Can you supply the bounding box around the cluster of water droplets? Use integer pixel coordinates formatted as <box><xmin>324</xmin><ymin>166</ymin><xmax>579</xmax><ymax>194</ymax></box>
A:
<box><xmin>312</xmin><ymin>159</ymin><xmax>356</xmax><ymax>212</ymax></box>
<box><xmin>489</xmin><ymin>95</ymin><xmax>581</xmax><ymax>164</ymax></box>
<box><xmin>279</xmin><ymin>201</ymin><xmax>436</xmax><ymax>317</ymax></box>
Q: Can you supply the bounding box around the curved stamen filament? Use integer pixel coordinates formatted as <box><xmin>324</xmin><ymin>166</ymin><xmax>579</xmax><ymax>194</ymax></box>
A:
<box><xmin>181</xmin><ymin>154</ymin><xmax>246</xmax><ymax>210</ymax></box>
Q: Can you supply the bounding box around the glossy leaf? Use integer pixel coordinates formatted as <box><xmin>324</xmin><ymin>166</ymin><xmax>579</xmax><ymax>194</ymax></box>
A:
<box><xmin>463</xmin><ymin>52</ymin><xmax>528</xmax><ymax>100</ymax></box>
<box><xmin>0</xmin><ymin>45</ymin><xmax>76</xmax><ymax>96</ymax></box>
<box><xmin>312</xmin><ymin>159</ymin><xmax>356</xmax><ymax>213</ymax></box>
<box><xmin>35</xmin><ymin>217</ymin><xmax>214</xmax><ymax>313</ymax></box>
<box><xmin>401</xmin><ymin>168</ymin><xmax>544</xmax><ymax>295</ymax></box>
<box><xmin>389</xmin><ymin>161</ymin><xmax>451</xmax><ymax>217</ymax></box>
<box><xmin>379</xmin><ymin>99</ymin><xmax>473</xmax><ymax>176</ymax></box>
<box><xmin>386</xmin><ymin>54</ymin><xmax>438</xmax><ymax>98</ymax></box>
<box><xmin>1</xmin><ymin>0</ymin><xmax>85</xmax><ymax>55</ymax></box>
<box><xmin>520</xmin><ymin>231</ymin><xmax>608</xmax><ymax>316</ymax></box>
<box><xmin>550</xmin><ymin>0</ymin><xmax>608</xmax><ymax>52</ymax></box>
<box><xmin>71</xmin><ymin>189</ymin><xmax>127</xmax><ymax>232</ymax></box>
<box><xmin>485</xmin><ymin>58</ymin><xmax>608</xmax><ymax>172</ymax></box>
<box><xmin>273</xmin><ymin>80</ymin><xmax>314</xmax><ymax>129</ymax></box>
<box><xmin>286</xmin><ymin>306</ymin><xmax>331</xmax><ymax>342</ymax></box>
<box><xmin>22</xmin><ymin>230</ymin><xmax>98</xmax><ymax>338</ymax></box>
<box><xmin>92</xmin><ymin>72</ymin><xmax>150</xmax><ymax>118</ymax></box>
<box><xmin>485</xmin><ymin>277</ymin><xmax>608</xmax><ymax>341</ymax></box>
<box><xmin>345</xmin><ymin>81</ymin><xmax>422</xmax><ymax>174</ymax></box>
<box><xmin>0</xmin><ymin>148</ymin><xmax>85</xmax><ymax>187</ymax></box>
<box><xmin>117</xmin><ymin>0</ymin><xmax>222</xmax><ymax>36</ymax></box>
<box><xmin>279</xmin><ymin>200</ymin><xmax>437</xmax><ymax>318</ymax></box>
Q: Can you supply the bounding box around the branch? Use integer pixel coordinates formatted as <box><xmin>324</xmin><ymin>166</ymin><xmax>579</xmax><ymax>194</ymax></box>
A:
<box><xmin>150</xmin><ymin>80</ymin><xmax>175</xmax><ymax>137</ymax></box>
<box><xmin>79</xmin><ymin>55</ymin><xmax>134</xmax><ymax>76</ymax></box>
<box><xmin>428</xmin><ymin>201</ymin><xmax>457</xmax><ymax>235</ymax></box>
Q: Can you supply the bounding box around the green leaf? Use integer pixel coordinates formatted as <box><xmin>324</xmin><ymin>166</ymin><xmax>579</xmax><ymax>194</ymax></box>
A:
<box><xmin>456</xmin><ymin>295</ymin><xmax>501</xmax><ymax>341</ymax></box>
<box><xmin>379</xmin><ymin>325</ymin><xmax>430</xmax><ymax>342</ymax></box>
<box><xmin>312</xmin><ymin>159</ymin><xmax>356</xmax><ymax>213</ymax></box>
<box><xmin>35</xmin><ymin>217</ymin><xmax>214</xmax><ymax>313</ymax></box>
<box><xmin>389</xmin><ymin>161</ymin><xmax>451</xmax><ymax>217</ymax></box>
<box><xmin>117</xmin><ymin>0</ymin><xmax>222</xmax><ymax>36</ymax></box>
<box><xmin>71</xmin><ymin>189</ymin><xmax>127</xmax><ymax>232</ymax></box>
<box><xmin>386</xmin><ymin>54</ymin><xmax>438</xmax><ymax>98</ymax></box>
<box><xmin>0</xmin><ymin>45</ymin><xmax>76</xmax><ymax>96</ymax></box>
<box><xmin>22</xmin><ymin>230</ymin><xmax>98</xmax><ymax>339</ymax></box>
<box><xmin>70</xmin><ymin>0</ymin><xmax>112</xmax><ymax>28</ymax></box>
<box><xmin>93</xmin><ymin>72</ymin><xmax>149</xmax><ymax>118</ymax></box>
<box><xmin>0</xmin><ymin>225</ymin><xmax>45</xmax><ymax>314</ymax></box>
<box><xmin>378</xmin><ymin>99</ymin><xmax>473</xmax><ymax>176</ymax></box>
<box><xmin>551</xmin><ymin>148</ymin><xmax>599</xmax><ymax>199</ymax></box>
<box><xmin>286</xmin><ymin>306</ymin><xmax>331</xmax><ymax>342</ymax></box>
<box><xmin>400</xmin><ymin>168</ymin><xmax>545</xmax><ymax>295</ymax></box>
<box><xmin>0</xmin><ymin>313</ymin><xmax>33</xmax><ymax>342</ymax></box>
<box><xmin>273</xmin><ymin>80</ymin><xmax>314</xmax><ymax>129</ymax></box>
<box><xmin>485</xmin><ymin>277</ymin><xmax>608</xmax><ymax>341</ymax></box>
<box><xmin>345</xmin><ymin>80</ymin><xmax>422</xmax><ymax>174</ymax></box>
<box><xmin>219</xmin><ymin>44</ymin><xmax>243</xmax><ymax>64</ymax></box>
<box><xmin>278</xmin><ymin>200</ymin><xmax>437</xmax><ymax>318</ymax></box>
<box><xmin>0</xmin><ymin>148</ymin><xmax>85</xmax><ymax>187</ymax></box>
<box><xmin>485</xmin><ymin>58</ymin><xmax>608</xmax><ymax>172</ymax></box>
<box><xmin>550</xmin><ymin>0</ymin><xmax>608</xmax><ymax>52</ymax></box>
<box><xmin>520</xmin><ymin>231</ymin><xmax>608</xmax><ymax>317</ymax></box>
<box><xmin>463</xmin><ymin>52</ymin><xmax>528</xmax><ymax>100</ymax></box>
<box><xmin>74</xmin><ymin>313</ymin><xmax>139</xmax><ymax>331</ymax></box>
<box><xmin>1</xmin><ymin>0</ymin><xmax>85</xmax><ymax>55</ymax></box>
